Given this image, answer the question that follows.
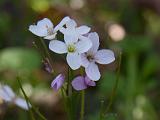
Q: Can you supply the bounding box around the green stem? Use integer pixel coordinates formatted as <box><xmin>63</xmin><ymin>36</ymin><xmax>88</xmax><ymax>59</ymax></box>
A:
<box><xmin>67</xmin><ymin>67</ymin><xmax>74</xmax><ymax>120</ymax></box>
<box><xmin>17</xmin><ymin>76</ymin><xmax>35</xmax><ymax>120</ymax></box>
<box><xmin>17</xmin><ymin>76</ymin><xmax>47</xmax><ymax>120</ymax></box>
<box><xmin>80</xmin><ymin>67</ymin><xmax>85</xmax><ymax>120</ymax></box>
<box><xmin>33</xmin><ymin>39</ymin><xmax>54</xmax><ymax>74</ymax></box>
<box><xmin>39</xmin><ymin>38</ymin><xmax>54</xmax><ymax>74</ymax></box>
<box><xmin>99</xmin><ymin>100</ymin><xmax>105</xmax><ymax>120</ymax></box>
<box><xmin>105</xmin><ymin>52</ymin><xmax>122</xmax><ymax>114</ymax></box>
<box><xmin>68</xmin><ymin>67</ymin><xmax>73</xmax><ymax>96</ymax></box>
<box><xmin>80</xmin><ymin>90</ymin><xmax>85</xmax><ymax>120</ymax></box>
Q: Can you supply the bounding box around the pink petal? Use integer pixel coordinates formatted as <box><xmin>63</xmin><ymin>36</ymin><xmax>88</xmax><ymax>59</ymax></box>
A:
<box><xmin>72</xmin><ymin>76</ymin><xmax>87</xmax><ymax>91</ymax></box>
<box><xmin>85</xmin><ymin>76</ymin><xmax>96</xmax><ymax>86</ymax></box>
<box><xmin>51</xmin><ymin>74</ymin><xmax>65</xmax><ymax>91</ymax></box>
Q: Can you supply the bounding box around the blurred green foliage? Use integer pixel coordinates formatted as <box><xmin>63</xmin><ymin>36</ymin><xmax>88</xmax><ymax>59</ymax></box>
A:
<box><xmin>0</xmin><ymin>47</ymin><xmax>41</xmax><ymax>71</ymax></box>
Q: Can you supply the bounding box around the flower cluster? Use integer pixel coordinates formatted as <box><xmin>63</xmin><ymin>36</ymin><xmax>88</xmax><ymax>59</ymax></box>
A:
<box><xmin>0</xmin><ymin>84</ymin><xmax>30</xmax><ymax>110</ymax></box>
<box><xmin>29</xmin><ymin>17</ymin><xmax>115</xmax><ymax>91</ymax></box>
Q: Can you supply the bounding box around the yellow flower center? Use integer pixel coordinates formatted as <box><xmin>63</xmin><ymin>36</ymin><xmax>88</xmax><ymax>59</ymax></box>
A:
<box><xmin>68</xmin><ymin>44</ymin><xmax>76</xmax><ymax>53</ymax></box>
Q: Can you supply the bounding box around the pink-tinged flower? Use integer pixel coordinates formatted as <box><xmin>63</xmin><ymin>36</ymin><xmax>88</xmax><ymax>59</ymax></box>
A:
<box><xmin>81</xmin><ymin>32</ymin><xmax>115</xmax><ymax>81</ymax></box>
<box><xmin>51</xmin><ymin>74</ymin><xmax>65</xmax><ymax>91</ymax></box>
<box><xmin>0</xmin><ymin>84</ymin><xmax>30</xmax><ymax>110</ymax></box>
<box><xmin>29</xmin><ymin>16</ymin><xmax>71</xmax><ymax>40</ymax></box>
<box><xmin>71</xmin><ymin>76</ymin><xmax>96</xmax><ymax>91</ymax></box>
<box><xmin>49</xmin><ymin>35</ymin><xmax>92</xmax><ymax>70</ymax></box>
<box><xmin>60</xmin><ymin>19</ymin><xmax>91</xmax><ymax>42</ymax></box>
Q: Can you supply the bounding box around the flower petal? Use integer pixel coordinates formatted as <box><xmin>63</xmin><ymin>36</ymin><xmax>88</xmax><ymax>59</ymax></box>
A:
<box><xmin>49</xmin><ymin>40</ymin><xmax>67</xmax><ymax>54</ymax></box>
<box><xmin>3</xmin><ymin>85</ymin><xmax>15</xmax><ymax>98</ymax></box>
<box><xmin>37</xmin><ymin>18</ymin><xmax>53</xmax><ymax>28</ymax></box>
<box><xmin>95</xmin><ymin>49</ymin><xmax>115</xmax><ymax>64</ymax></box>
<box><xmin>66</xmin><ymin>19</ymin><xmax>77</xmax><ymax>28</ymax></box>
<box><xmin>87</xmin><ymin>32</ymin><xmax>100</xmax><ymax>54</ymax></box>
<box><xmin>85</xmin><ymin>76</ymin><xmax>96</xmax><ymax>86</ymax></box>
<box><xmin>44</xmin><ymin>33</ymin><xmax>57</xmax><ymax>40</ymax></box>
<box><xmin>29</xmin><ymin>25</ymin><xmax>47</xmax><ymax>37</ymax></box>
<box><xmin>54</xmin><ymin>16</ymin><xmax>71</xmax><ymax>32</ymax></box>
<box><xmin>14</xmin><ymin>98</ymin><xmax>31</xmax><ymax>110</ymax></box>
<box><xmin>81</xmin><ymin>53</ymin><xmax>90</xmax><ymax>68</ymax></box>
<box><xmin>66</xmin><ymin>52</ymin><xmax>81</xmax><ymax>70</ymax></box>
<box><xmin>76</xmin><ymin>26</ymin><xmax>91</xmax><ymax>35</ymax></box>
<box><xmin>0</xmin><ymin>85</ymin><xmax>15</xmax><ymax>102</ymax></box>
<box><xmin>76</xmin><ymin>36</ymin><xmax>92</xmax><ymax>53</ymax></box>
<box><xmin>85</xmin><ymin>62</ymin><xmax>101</xmax><ymax>81</ymax></box>
<box><xmin>64</xmin><ymin>34</ymin><xmax>78</xmax><ymax>44</ymax></box>
<box><xmin>51</xmin><ymin>74</ymin><xmax>65</xmax><ymax>91</ymax></box>
<box><xmin>72</xmin><ymin>76</ymin><xmax>87</xmax><ymax>91</ymax></box>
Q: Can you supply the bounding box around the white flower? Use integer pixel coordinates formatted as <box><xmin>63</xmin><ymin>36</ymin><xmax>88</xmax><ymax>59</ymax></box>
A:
<box><xmin>49</xmin><ymin>35</ymin><xmax>92</xmax><ymax>70</ymax></box>
<box><xmin>0</xmin><ymin>84</ymin><xmax>30</xmax><ymax>110</ymax></box>
<box><xmin>60</xmin><ymin>19</ymin><xmax>91</xmax><ymax>42</ymax></box>
<box><xmin>81</xmin><ymin>32</ymin><xmax>115</xmax><ymax>81</ymax></box>
<box><xmin>29</xmin><ymin>16</ymin><xmax>71</xmax><ymax>40</ymax></box>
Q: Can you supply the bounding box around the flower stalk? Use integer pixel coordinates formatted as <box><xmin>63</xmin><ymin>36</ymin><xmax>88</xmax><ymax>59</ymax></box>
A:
<box><xmin>105</xmin><ymin>52</ymin><xmax>122</xmax><ymax>114</ymax></box>
<box><xmin>40</xmin><ymin>38</ymin><xmax>54</xmax><ymax>74</ymax></box>
<box><xmin>80</xmin><ymin>90</ymin><xmax>85</xmax><ymax>120</ymax></box>
<box><xmin>17</xmin><ymin>76</ymin><xmax>47</xmax><ymax>120</ymax></box>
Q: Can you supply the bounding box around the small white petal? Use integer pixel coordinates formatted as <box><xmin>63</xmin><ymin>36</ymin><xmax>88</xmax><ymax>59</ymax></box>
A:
<box><xmin>66</xmin><ymin>19</ymin><xmax>77</xmax><ymax>28</ymax></box>
<box><xmin>14</xmin><ymin>98</ymin><xmax>30</xmax><ymax>110</ymax></box>
<box><xmin>87</xmin><ymin>32</ymin><xmax>100</xmax><ymax>54</ymax></box>
<box><xmin>54</xmin><ymin>16</ymin><xmax>71</xmax><ymax>32</ymax></box>
<box><xmin>95</xmin><ymin>49</ymin><xmax>115</xmax><ymax>64</ymax></box>
<box><xmin>44</xmin><ymin>33</ymin><xmax>57</xmax><ymax>40</ymax></box>
<box><xmin>0</xmin><ymin>85</ymin><xmax>15</xmax><ymax>102</ymax></box>
<box><xmin>0</xmin><ymin>90</ymin><xmax>12</xmax><ymax>102</ymax></box>
<box><xmin>29</xmin><ymin>25</ymin><xmax>47</xmax><ymax>37</ymax></box>
<box><xmin>85</xmin><ymin>62</ymin><xmax>101</xmax><ymax>81</ymax></box>
<box><xmin>37</xmin><ymin>18</ymin><xmax>53</xmax><ymax>28</ymax></box>
<box><xmin>67</xmin><ymin>52</ymin><xmax>81</xmax><ymax>70</ymax></box>
<box><xmin>49</xmin><ymin>40</ymin><xmax>67</xmax><ymax>54</ymax></box>
<box><xmin>3</xmin><ymin>85</ymin><xmax>15</xmax><ymax>98</ymax></box>
<box><xmin>64</xmin><ymin>34</ymin><xmax>78</xmax><ymax>44</ymax></box>
<box><xmin>81</xmin><ymin>54</ymin><xmax>90</xmax><ymax>67</ymax></box>
<box><xmin>76</xmin><ymin>36</ymin><xmax>92</xmax><ymax>53</ymax></box>
<box><xmin>76</xmin><ymin>26</ymin><xmax>91</xmax><ymax>35</ymax></box>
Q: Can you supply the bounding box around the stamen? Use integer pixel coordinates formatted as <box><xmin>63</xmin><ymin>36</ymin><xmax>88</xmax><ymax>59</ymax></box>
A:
<box><xmin>87</xmin><ymin>54</ymin><xmax>95</xmax><ymax>62</ymax></box>
<box><xmin>47</xmin><ymin>28</ymin><xmax>54</xmax><ymax>35</ymax></box>
<box><xmin>68</xmin><ymin>44</ymin><xmax>76</xmax><ymax>53</ymax></box>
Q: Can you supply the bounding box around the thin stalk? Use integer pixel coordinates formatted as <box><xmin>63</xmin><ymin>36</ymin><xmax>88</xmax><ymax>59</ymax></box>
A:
<box><xmin>67</xmin><ymin>67</ymin><xmax>73</xmax><ymax>96</ymax></box>
<box><xmin>17</xmin><ymin>76</ymin><xmax>35</xmax><ymax>120</ymax></box>
<box><xmin>80</xmin><ymin>90</ymin><xmax>85</xmax><ymax>120</ymax></box>
<box><xmin>80</xmin><ymin>67</ymin><xmax>85</xmax><ymax>120</ymax></box>
<box><xmin>33</xmin><ymin>40</ymin><xmax>54</xmax><ymax>74</ymax></box>
<box><xmin>67</xmin><ymin>67</ymin><xmax>74</xmax><ymax>120</ymax></box>
<box><xmin>17</xmin><ymin>76</ymin><xmax>47</xmax><ymax>120</ymax></box>
<box><xmin>99</xmin><ymin>100</ymin><xmax>105</xmax><ymax>120</ymax></box>
<box><xmin>105</xmin><ymin>52</ymin><xmax>122</xmax><ymax>114</ymax></box>
<box><xmin>39</xmin><ymin>38</ymin><xmax>54</xmax><ymax>74</ymax></box>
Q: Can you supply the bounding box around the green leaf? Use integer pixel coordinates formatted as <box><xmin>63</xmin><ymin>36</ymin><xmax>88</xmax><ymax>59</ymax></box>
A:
<box><xmin>0</xmin><ymin>47</ymin><xmax>41</xmax><ymax>71</ymax></box>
